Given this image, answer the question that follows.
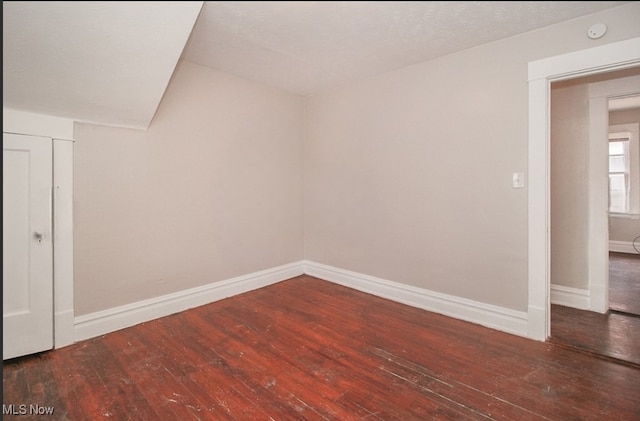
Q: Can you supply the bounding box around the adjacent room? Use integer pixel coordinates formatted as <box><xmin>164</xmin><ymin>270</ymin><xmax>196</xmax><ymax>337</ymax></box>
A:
<box><xmin>4</xmin><ymin>1</ymin><xmax>640</xmax><ymax>419</ymax></box>
<box><xmin>549</xmin><ymin>71</ymin><xmax>640</xmax><ymax>366</ymax></box>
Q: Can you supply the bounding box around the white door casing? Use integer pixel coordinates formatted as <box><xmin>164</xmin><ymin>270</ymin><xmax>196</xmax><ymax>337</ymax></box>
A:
<box><xmin>588</xmin><ymin>79</ymin><xmax>640</xmax><ymax>313</ymax></box>
<box><xmin>4</xmin><ymin>109</ymin><xmax>75</xmax><ymax>351</ymax></box>
<box><xmin>3</xmin><ymin>133</ymin><xmax>54</xmax><ymax>360</ymax></box>
<box><xmin>527</xmin><ymin>37</ymin><xmax>640</xmax><ymax>340</ymax></box>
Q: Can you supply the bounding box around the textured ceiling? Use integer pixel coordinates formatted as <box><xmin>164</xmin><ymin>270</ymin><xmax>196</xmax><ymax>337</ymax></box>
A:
<box><xmin>3</xmin><ymin>1</ymin><xmax>632</xmax><ymax>129</ymax></box>
<box><xmin>3</xmin><ymin>1</ymin><xmax>203</xmax><ymax>129</ymax></box>
<box><xmin>183</xmin><ymin>1</ymin><xmax>631</xmax><ymax>96</ymax></box>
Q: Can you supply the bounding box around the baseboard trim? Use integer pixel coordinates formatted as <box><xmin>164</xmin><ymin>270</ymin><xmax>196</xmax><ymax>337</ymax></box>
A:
<box><xmin>609</xmin><ymin>240</ymin><xmax>639</xmax><ymax>254</ymax></box>
<box><xmin>74</xmin><ymin>261</ymin><xmax>304</xmax><ymax>342</ymax></box>
<box><xmin>54</xmin><ymin>309</ymin><xmax>75</xmax><ymax>349</ymax></box>
<box><xmin>73</xmin><ymin>259</ymin><xmax>533</xmax><ymax>343</ymax></box>
<box><xmin>302</xmin><ymin>260</ymin><xmax>528</xmax><ymax>338</ymax></box>
<box><xmin>550</xmin><ymin>284</ymin><xmax>590</xmax><ymax>310</ymax></box>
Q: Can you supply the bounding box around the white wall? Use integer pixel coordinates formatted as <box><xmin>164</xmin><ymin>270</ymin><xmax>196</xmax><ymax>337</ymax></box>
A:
<box><xmin>304</xmin><ymin>3</ymin><xmax>640</xmax><ymax>312</ymax></box>
<box><xmin>73</xmin><ymin>60</ymin><xmax>304</xmax><ymax>315</ymax></box>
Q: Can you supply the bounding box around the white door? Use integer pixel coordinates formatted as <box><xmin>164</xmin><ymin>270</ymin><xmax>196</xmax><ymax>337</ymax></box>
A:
<box><xmin>3</xmin><ymin>133</ymin><xmax>54</xmax><ymax>360</ymax></box>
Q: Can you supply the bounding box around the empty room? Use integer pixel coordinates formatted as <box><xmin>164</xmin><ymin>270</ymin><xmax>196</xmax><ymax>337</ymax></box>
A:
<box><xmin>3</xmin><ymin>2</ymin><xmax>640</xmax><ymax>419</ymax></box>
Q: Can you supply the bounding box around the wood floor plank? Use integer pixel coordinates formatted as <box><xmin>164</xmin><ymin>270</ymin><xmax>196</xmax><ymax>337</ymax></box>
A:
<box><xmin>139</xmin><ymin>314</ymin><xmax>292</xmax><ymax>420</ymax></box>
<box><xmin>551</xmin><ymin>251</ymin><xmax>640</xmax><ymax>369</ymax></box>
<box><xmin>551</xmin><ymin>304</ymin><xmax>640</xmax><ymax>367</ymax></box>
<box><xmin>102</xmin><ymin>327</ymin><xmax>202</xmax><ymax>420</ymax></box>
<box><xmin>4</xmin><ymin>275</ymin><xmax>640</xmax><ymax>420</ymax></box>
<box><xmin>210</xmin><ymin>300</ymin><xmax>467</xmax><ymax>420</ymax></box>
<box><xmin>609</xmin><ymin>251</ymin><xmax>640</xmax><ymax>315</ymax></box>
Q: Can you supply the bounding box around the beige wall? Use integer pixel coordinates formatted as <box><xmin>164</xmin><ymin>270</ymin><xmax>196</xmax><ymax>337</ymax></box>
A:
<box><xmin>74</xmin><ymin>60</ymin><xmax>304</xmax><ymax>315</ymax></box>
<box><xmin>549</xmin><ymin>75</ymin><xmax>640</xmax><ymax>290</ymax></box>
<box><xmin>609</xmin><ymin>107</ymin><xmax>640</xmax><ymax>244</ymax></box>
<box><xmin>73</xmin><ymin>3</ymin><xmax>640</xmax><ymax>317</ymax></box>
<box><xmin>549</xmin><ymin>79</ymin><xmax>639</xmax><ymax>290</ymax></box>
<box><xmin>550</xmin><ymin>82</ymin><xmax>590</xmax><ymax>289</ymax></box>
<box><xmin>304</xmin><ymin>3</ymin><xmax>640</xmax><ymax>311</ymax></box>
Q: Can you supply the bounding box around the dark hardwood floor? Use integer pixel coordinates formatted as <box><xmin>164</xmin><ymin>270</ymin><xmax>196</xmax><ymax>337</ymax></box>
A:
<box><xmin>609</xmin><ymin>251</ymin><xmax>640</xmax><ymax>315</ymax></box>
<box><xmin>550</xmin><ymin>304</ymin><xmax>640</xmax><ymax>367</ymax></box>
<box><xmin>4</xmin><ymin>275</ymin><xmax>640</xmax><ymax>420</ymax></box>
<box><xmin>550</xmin><ymin>252</ymin><xmax>640</xmax><ymax>368</ymax></box>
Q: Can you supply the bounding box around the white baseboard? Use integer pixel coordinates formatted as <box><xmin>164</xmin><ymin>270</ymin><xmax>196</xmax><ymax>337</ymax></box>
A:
<box><xmin>526</xmin><ymin>304</ymin><xmax>547</xmax><ymax>341</ymax></box>
<box><xmin>550</xmin><ymin>284</ymin><xmax>590</xmax><ymax>310</ymax></box>
<box><xmin>302</xmin><ymin>260</ymin><xmax>528</xmax><ymax>338</ymax></box>
<box><xmin>609</xmin><ymin>240</ymin><xmax>639</xmax><ymax>254</ymax></box>
<box><xmin>74</xmin><ymin>262</ymin><xmax>304</xmax><ymax>342</ymax></box>
<box><xmin>74</xmin><ymin>259</ymin><xmax>533</xmax><ymax>344</ymax></box>
<box><xmin>54</xmin><ymin>309</ymin><xmax>75</xmax><ymax>349</ymax></box>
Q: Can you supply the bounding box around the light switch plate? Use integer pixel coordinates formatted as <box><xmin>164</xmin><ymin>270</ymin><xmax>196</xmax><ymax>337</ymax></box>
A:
<box><xmin>512</xmin><ymin>172</ymin><xmax>524</xmax><ymax>189</ymax></box>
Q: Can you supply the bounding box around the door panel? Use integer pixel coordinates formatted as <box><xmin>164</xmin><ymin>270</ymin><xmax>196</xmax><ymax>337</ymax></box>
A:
<box><xmin>3</xmin><ymin>133</ymin><xmax>53</xmax><ymax>360</ymax></box>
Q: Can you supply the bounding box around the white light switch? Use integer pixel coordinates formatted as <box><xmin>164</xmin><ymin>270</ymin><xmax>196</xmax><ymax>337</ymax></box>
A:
<box><xmin>512</xmin><ymin>172</ymin><xmax>524</xmax><ymax>189</ymax></box>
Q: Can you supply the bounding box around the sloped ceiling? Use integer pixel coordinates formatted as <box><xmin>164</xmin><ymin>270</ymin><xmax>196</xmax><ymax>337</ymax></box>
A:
<box><xmin>3</xmin><ymin>1</ymin><xmax>632</xmax><ymax>129</ymax></box>
<box><xmin>3</xmin><ymin>1</ymin><xmax>203</xmax><ymax>129</ymax></box>
<box><xmin>183</xmin><ymin>1</ymin><xmax>631</xmax><ymax>96</ymax></box>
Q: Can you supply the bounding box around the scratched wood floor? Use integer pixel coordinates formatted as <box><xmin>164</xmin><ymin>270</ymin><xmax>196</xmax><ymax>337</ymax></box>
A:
<box><xmin>3</xmin><ymin>275</ymin><xmax>640</xmax><ymax>420</ymax></box>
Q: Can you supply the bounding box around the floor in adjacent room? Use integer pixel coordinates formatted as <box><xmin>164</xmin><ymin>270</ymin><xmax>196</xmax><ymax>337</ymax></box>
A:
<box><xmin>550</xmin><ymin>252</ymin><xmax>640</xmax><ymax>368</ymax></box>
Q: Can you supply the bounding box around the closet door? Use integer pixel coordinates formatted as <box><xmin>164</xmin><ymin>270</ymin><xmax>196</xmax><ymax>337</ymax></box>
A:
<box><xmin>3</xmin><ymin>133</ymin><xmax>54</xmax><ymax>360</ymax></box>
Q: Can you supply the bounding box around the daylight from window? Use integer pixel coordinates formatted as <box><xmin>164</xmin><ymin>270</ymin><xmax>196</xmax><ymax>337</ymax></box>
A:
<box><xmin>609</xmin><ymin>134</ymin><xmax>631</xmax><ymax>213</ymax></box>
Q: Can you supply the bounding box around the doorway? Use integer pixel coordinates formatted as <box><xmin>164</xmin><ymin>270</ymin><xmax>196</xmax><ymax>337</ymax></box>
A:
<box><xmin>608</xmin><ymin>103</ymin><xmax>640</xmax><ymax>317</ymax></box>
<box><xmin>547</xmin><ymin>72</ymin><xmax>640</xmax><ymax>366</ymax></box>
<box><xmin>527</xmin><ymin>36</ymin><xmax>640</xmax><ymax>342</ymax></box>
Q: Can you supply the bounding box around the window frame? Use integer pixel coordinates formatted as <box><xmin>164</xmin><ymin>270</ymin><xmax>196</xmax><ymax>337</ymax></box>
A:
<box><xmin>608</xmin><ymin>123</ymin><xmax>640</xmax><ymax>217</ymax></box>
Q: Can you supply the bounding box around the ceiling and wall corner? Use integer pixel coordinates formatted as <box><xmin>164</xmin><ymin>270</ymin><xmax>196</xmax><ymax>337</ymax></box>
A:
<box><xmin>4</xmin><ymin>1</ymin><xmax>640</xmax><ymax>345</ymax></box>
<box><xmin>2</xmin><ymin>1</ymin><xmax>632</xmax><ymax>130</ymax></box>
<box><xmin>2</xmin><ymin>1</ymin><xmax>204</xmax><ymax>130</ymax></box>
<box><xmin>182</xmin><ymin>1</ymin><xmax>633</xmax><ymax>97</ymax></box>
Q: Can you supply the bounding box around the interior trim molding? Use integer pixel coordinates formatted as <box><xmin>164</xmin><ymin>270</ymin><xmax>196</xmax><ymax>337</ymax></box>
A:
<box><xmin>303</xmin><ymin>260</ymin><xmax>528</xmax><ymax>338</ymax></box>
<box><xmin>550</xmin><ymin>284</ymin><xmax>590</xmax><ymax>310</ymax></box>
<box><xmin>3</xmin><ymin>108</ymin><xmax>74</xmax><ymax>140</ymax></box>
<box><xmin>527</xmin><ymin>36</ymin><xmax>640</xmax><ymax>341</ymax></box>
<box><xmin>53</xmin><ymin>139</ymin><xmax>75</xmax><ymax>349</ymax></box>
<box><xmin>609</xmin><ymin>240</ymin><xmax>638</xmax><ymax>254</ymax></box>
<box><xmin>74</xmin><ymin>261</ymin><xmax>305</xmax><ymax>342</ymax></box>
<box><xmin>54</xmin><ymin>310</ymin><xmax>75</xmax><ymax>347</ymax></box>
<box><xmin>74</xmin><ymin>260</ymin><xmax>532</xmax><ymax>345</ymax></box>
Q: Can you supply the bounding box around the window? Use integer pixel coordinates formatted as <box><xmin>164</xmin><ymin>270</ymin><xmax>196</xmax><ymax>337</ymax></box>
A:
<box><xmin>609</xmin><ymin>132</ymin><xmax>630</xmax><ymax>213</ymax></box>
<box><xmin>609</xmin><ymin>123</ymin><xmax>640</xmax><ymax>216</ymax></box>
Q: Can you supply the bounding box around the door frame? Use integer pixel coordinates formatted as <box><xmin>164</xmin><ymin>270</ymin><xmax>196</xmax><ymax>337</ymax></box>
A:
<box><xmin>588</xmin><ymin>77</ymin><xmax>640</xmax><ymax>313</ymax></box>
<box><xmin>527</xmin><ymin>37</ymin><xmax>640</xmax><ymax>340</ymax></box>
<box><xmin>3</xmin><ymin>109</ymin><xmax>75</xmax><ymax>348</ymax></box>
